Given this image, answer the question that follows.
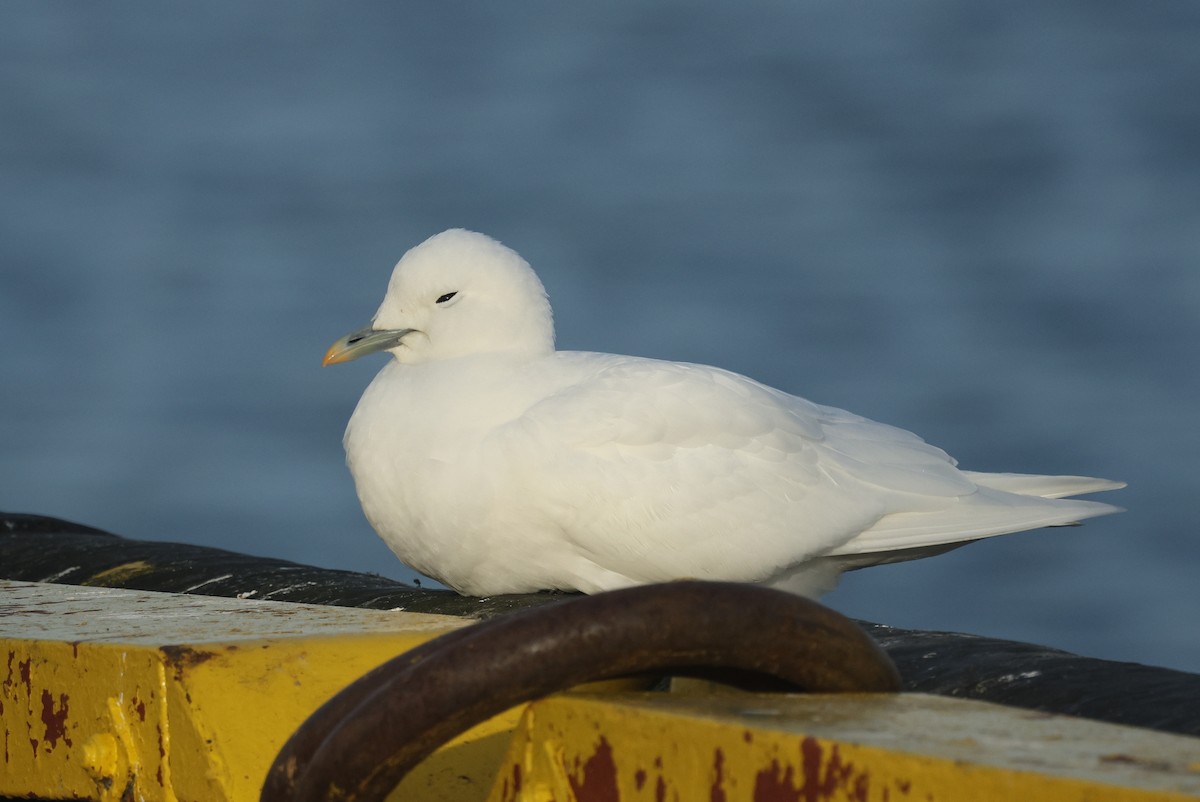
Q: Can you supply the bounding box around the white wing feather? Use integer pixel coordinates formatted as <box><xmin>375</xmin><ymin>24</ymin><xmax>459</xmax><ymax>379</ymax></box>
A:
<box><xmin>489</xmin><ymin>353</ymin><xmax>1120</xmax><ymax>591</ymax></box>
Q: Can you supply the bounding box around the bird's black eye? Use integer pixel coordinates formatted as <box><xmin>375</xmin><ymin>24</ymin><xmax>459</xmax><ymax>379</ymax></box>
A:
<box><xmin>436</xmin><ymin>291</ymin><xmax>458</xmax><ymax>304</ymax></box>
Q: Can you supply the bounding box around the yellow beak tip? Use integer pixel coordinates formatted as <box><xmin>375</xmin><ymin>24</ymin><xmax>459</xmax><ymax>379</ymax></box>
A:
<box><xmin>322</xmin><ymin>345</ymin><xmax>344</xmax><ymax>367</ymax></box>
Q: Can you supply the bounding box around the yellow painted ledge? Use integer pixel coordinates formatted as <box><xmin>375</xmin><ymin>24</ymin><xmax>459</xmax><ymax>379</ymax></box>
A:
<box><xmin>4</xmin><ymin>579</ymin><xmax>1199</xmax><ymax>802</ymax></box>
<box><xmin>0</xmin><ymin>579</ymin><xmax>515</xmax><ymax>802</ymax></box>
<box><xmin>489</xmin><ymin>693</ymin><xmax>1200</xmax><ymax>802</ymax></box>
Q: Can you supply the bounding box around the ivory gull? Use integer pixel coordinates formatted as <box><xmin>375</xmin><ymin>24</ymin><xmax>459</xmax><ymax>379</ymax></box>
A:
<box><xmin>324</xmin><ymin>229</ymin><xmax>1123</xmax><ymax>596</ymax></box>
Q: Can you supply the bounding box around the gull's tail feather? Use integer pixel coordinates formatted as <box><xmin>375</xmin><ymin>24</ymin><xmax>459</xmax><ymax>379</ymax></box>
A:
<box><xmin>827</xmin><ymin>473</ymin><xmax>1123</xmax><ymax>559</ymax></box>
<box><xmin>961</xmin><ymin>471</ymin><xmax>1126</xmax><ymax>499</ymax></box>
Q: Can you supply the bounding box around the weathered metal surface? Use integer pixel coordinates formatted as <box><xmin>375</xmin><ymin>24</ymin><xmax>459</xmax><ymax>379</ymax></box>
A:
<box><xmin>4</xmin><ymin>578</ymin><xmax>1199</xmax><ymax>802</ymax></box>
<box><xmin>488</xmin><ymin>693</ymin><xmax>1200</xmax><ymax>802</ymax></box>
<box><xmin>266</xmin><ymin>581</ymin><xmax>900</xmax><ymax>802</ymax></box>
<box><xmin>5</xmin><ymin>511</ymin><xmax>1200</xmax><ymax>738</ymax></box>
<box><xmin>862</xmin><ymin>622</ymin><xmax>1200</xmax><ymax>737</ymax></box>
<box><xmin>0</xmin><ymin>579</ymin><xmax>514</xmax><ymax>802</ymax></box>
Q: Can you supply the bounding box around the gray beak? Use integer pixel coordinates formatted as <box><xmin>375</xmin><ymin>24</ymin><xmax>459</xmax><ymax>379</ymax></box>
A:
<box><xmin>323</xmin><ymin>326</ymin><xmax>416</xmax><ymax>365</ymax></box>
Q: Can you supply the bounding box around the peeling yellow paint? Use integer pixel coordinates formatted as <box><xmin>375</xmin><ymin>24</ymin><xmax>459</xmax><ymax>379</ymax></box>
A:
<box><xmin>5</xmin><ymin>580</ymin><xmax>1199</xmax><ymax>802</ymax></box>
<box><xmin>487</xmin><ymin>694</ymin><xmax>1200</xmax><ymax>802</ymax></box>
<box><xmin>1</xmin><ymin>580</ymin><xmax>483</xmax><ymax>801</ymax></box>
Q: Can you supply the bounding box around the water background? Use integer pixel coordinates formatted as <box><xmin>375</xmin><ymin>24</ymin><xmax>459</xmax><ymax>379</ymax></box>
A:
<box><xmin>2</xmin><ymin>3</ymin><xmax>1197</xmax><ymax>671</ymax></box>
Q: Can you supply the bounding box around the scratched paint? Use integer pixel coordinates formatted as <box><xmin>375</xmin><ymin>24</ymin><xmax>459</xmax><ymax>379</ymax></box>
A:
<box><xmin>751</xmin><ymin>739</ymin><xmax>871</xmax><ymax>802</ymax></box>
<box><xmin>159</xmin><ymin>644</ymin><xmax>220</xmax><ymax>682</ymax></box>
<box><xmin>39</xmin><ymin>689</ymin><xmax>71</xmax><ymax>751</ymax></box>
<box><xmin>132</xmin><ymin>696</ymin><xmax>146</xmax><ymax>722</ymax></box>
<box><xmin>754</xmin><ymin>759</ymin><xmax>801</xmax><ymax>802</ymax></box>
<box><xmin>712</xmin><ymin>747</ymin><xmax>727</xmax><ymax>802</ymax></box>
<box><xmin>567</xmin><ymin>736</ymin><xmax>619</xmax><ymax>802</ymax></box>
<box><xmin>498</xmin><ymin>762</ymin><xmax>523</xmax><ymax>802</ymax></box>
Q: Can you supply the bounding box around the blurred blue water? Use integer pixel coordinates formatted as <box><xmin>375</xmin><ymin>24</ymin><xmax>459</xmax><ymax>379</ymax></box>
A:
<box><xmin>2</xmin><ymin>2</ymin><xmax>1197</xmax><ymax>671</ymax></box>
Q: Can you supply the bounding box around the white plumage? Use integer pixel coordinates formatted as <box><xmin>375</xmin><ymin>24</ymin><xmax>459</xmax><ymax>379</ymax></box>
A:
<box><xmin>324</xmin><ymin>229</ymin><xmax>1123</xmax><ymax>596</ymax></box>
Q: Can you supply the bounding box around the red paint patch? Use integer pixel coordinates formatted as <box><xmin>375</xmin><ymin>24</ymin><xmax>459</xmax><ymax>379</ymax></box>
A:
<box><xmin>635</xmin><ymin>769</ymin><xmax>647</xmax><ymax>790</ymax></box>
<box><xmin>743</xmin><ymin>730</ymin><xmax>754</xmax><ymax>743</ymax></box>
<box><xmin>19</xmin><ymin>658</ymin><xmax>32</xmax><ymax>694</ymax></box>
<box><xmin>806</xmin><ymin>738</ymin><xmax>871</xmax><ymax>802</ymax></box>
<box><xmin>752</xmin><ymin>740</ymin><xmax>871</xmax><ymax>802</ymax></box>
<box><xmin>512</xmin><ymin>763</ymin><xmax>522</xmax><ymax>793</ymax></box>
<box><xmin>568</xmin><ymin>736</ymin><xmax>619</xmax><ymax>802</ymax></box>
<box><xmin>40</xmin><ymin>690</ymin><xmax>71</xmax><ymax>751</ymax></box>
<box><xmin>656</xmin><ymin>775</ymin><xmax>666</xmax><ymax>802</ymax></box>
<box><xmin>711</xmin><ymin>748</ymin><xmax>727</xmax><ymax>802</ymax></box>
<box><xmin>801</xmin><ymin>737</ymin><xmax>822</xmax><ymax>800</ymax></box>
<box><xmin>852</xmin><ymin>773</ymin><xmax>868</xmax><ymax>802</ymax></box>
<box><xmin>753</xmin><ymin>759</ymin><xmax>799</xmax><ymax>802</ymax></box>
<box><xmin>133</xmin><ymin>697</ymin><xmax>146</xmax><ymax>722</ymax></box>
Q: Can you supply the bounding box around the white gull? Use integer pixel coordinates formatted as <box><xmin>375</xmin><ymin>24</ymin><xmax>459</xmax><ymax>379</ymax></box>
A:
<box><xmin>324</xmin><ymin>229</ymin><xmax>1123</xmax><ymax>596</ymax></box>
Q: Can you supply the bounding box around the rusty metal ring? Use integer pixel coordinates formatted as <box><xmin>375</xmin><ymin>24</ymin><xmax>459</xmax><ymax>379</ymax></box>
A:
<box><xmin>261</xmin><ymin>581</ymin><xmax>900</xmax><ymax>802</ymax></box>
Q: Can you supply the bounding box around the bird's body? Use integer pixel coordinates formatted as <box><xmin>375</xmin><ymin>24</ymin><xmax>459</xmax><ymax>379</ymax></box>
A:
<box><xmin>326</xmin><ymin>229</ymin><xmax>1122</xmax><ymax>597</ymax></box>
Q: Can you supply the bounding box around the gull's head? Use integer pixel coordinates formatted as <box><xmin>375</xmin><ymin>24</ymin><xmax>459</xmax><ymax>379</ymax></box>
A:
<box><xmin>324</xmin><ymin>229</ymin><xmax>555</xmax><ymax>367</ymax></box>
